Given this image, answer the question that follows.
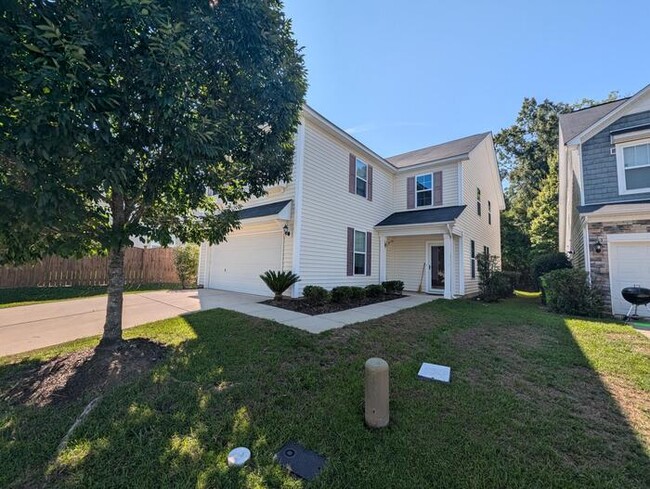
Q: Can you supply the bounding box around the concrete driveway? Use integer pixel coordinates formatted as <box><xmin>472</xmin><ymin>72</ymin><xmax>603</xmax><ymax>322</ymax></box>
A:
<box><xmin>0</xmin><ymin>289</ymin><xmax>266</xmax><ymax>357</ymax></box>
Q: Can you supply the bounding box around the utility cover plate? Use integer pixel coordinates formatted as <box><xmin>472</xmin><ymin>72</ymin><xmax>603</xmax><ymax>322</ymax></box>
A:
<box><xmin>275</xmin><ymin>442</ymin><xmax>326</xmax><ymax>481</ymax></box>
<box><xmin>418</xmin><ymin>362</ymin><xmax>451</xmax><ymax>383</ymax></box>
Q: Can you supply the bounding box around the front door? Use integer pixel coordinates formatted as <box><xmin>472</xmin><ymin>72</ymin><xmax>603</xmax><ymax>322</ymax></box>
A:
<box><xmin>429</xmin><ymin>245</ymin><xmax>445</xmax><ymax>293</ymax></box>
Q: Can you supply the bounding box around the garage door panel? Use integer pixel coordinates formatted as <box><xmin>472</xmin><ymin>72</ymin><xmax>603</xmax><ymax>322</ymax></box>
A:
<box><xmin>208</xmin><ymin>231</ymin><xmax>282</xmax><ymax>296</ymax></box>
<box><xmin>609</xmin><ymin>241</ymin><xmax>650</xmax><ymax>316</ymax></box>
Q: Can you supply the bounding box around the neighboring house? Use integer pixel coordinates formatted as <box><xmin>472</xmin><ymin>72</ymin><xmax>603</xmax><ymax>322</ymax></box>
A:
<box><xmin>198</xmin><ymin>105</ymin><xmax>504</xmax><ymax>298</ymax></box>
<box><xmin>559</xmin><ymin>84</ymin><xmax>650</xmax><ymax>317</ymax></box>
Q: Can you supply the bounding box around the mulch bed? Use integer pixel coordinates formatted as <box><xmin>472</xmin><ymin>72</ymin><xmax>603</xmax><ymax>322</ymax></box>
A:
<box><xmin>262</xmin><ymin>294</ymin><xmax>405</xmax><ymax>316</ymax></box>
<box><xmin>2</xmin><ymin>338</ymin><xmax>168</xmax><ymax>407</ymax></box>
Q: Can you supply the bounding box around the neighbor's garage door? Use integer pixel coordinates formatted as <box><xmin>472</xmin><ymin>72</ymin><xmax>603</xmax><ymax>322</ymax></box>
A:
<box><xmin>609</xmin><ymin>239</ymin><xmax>650</xmax><ymax>316</ymax></box>
<box><xmin>208</xmin><ymin>230</ymin><xmax>282</xmax><ymax>296</ymax></box>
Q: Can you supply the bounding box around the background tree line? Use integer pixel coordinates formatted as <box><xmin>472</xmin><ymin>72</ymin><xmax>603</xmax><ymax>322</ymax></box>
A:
<box><xmin>494</xmin><ymin>93</ymin><xmax>618</xmax><ymax>288</ymax></box>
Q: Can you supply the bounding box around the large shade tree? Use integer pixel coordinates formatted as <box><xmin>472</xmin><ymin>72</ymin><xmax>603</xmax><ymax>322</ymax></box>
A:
<box><xmin>0</xmin><ymin>0</ymin><xmax>306</xmax><ymax>345</ymax></box>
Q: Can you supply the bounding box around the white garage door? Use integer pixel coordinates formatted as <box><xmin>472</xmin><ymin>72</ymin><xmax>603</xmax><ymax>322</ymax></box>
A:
<box><xmin>208</xmin><ymin>231</ymin><xmax>282</xmax><ymax>296</ymax></box>
<box><xmin>609</xmin><ymin>240</ymin><xmax>650</xmax><ymax>316</ymax></box>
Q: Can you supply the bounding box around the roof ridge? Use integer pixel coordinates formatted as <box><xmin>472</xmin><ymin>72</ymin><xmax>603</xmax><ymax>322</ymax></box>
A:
<box><xmin>561</xmin><ymin>97</ymin><xmax>630</xmax><ymax>117</ymax></box>
<box><xmin>386</xmin><ymin>131</ymin><xmax>490</xmax><ymax>160</ymax></box>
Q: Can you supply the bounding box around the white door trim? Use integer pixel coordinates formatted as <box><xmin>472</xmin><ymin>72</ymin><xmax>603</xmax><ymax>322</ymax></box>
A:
<box><xmin>425</xmin><ymin>240</ymin><xmax>445</xmax><ymax>295</ymax></box>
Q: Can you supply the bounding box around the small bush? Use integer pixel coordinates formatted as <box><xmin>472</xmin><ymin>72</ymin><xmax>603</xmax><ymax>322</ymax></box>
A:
<box><xmin>382</xmin><ymin>280</ymin><xmax>405</xmax><ymax>295</ymax></box>
<box><xmin>173</xmin><ymin>244</ymin><xmax>200</xmax><ymax>289</ymax></box>
<box><xmin>331</xmin><ymin>286</ymin><xmax>366</xmax><ymax>303</ymax></box>
<box><xmin>302</xmin><ymin>285</ymin><xmax>329</xmax><ymax>305</ymax></box>
<box><xmin>349</xmin><ymin>286</ymin><xmax>366</xmax><ymax>301</ymax></box>
<box><xmin>331</xmin><ymin>286</ymin><xmax>353</xmax><ymax>303</ymax></box>
<box><xmin>477</xmin><ymin>253</ymin><xmax>512</xmax><ymax>302</ymax></box>
<box><xmin>260</xmin><ymin>270</ymin><xmax>300</xmax><ymax>301</ymax></box>
<box><xmin>541</xmin><ymin>269</ymin><xmax>602</xmax><ymax>317</ymax></box>
<box><xmin>365</xmin><ymin>284</ymin><xmax>386</xmax><ymax>298</ymax></box>
<box><xmin>531</xmin><ymin>252</ymin><xmax>572</xmax><ymax>284</ymax></box>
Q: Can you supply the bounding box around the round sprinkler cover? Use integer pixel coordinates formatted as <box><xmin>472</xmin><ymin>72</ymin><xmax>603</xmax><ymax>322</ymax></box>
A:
<box><xmin>227</xmin><ymin>447</ymin><xmax>251</xmax><ymax>467</ymax></box>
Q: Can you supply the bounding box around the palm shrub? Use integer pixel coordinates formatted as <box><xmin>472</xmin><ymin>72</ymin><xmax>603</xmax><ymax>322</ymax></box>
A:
<box><xmin>173</xmin><ymin>244</ymin><xmax>200</xmax><ymax>289</ymax></box>
<box><xmin>260</xmin><ymin>270</ymin><xmax>300</xmax><ymax>301</ymax></box>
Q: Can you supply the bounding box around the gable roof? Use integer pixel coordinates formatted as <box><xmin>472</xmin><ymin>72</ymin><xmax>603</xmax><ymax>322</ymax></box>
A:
<box><xmin>559</xmin><ymin>99</ymin><xmax>629</xmax><ymax>143</ymax></box>
<box><xmin>386</xmin><ymin>132</ymin><xmax>490</xmax><ymax>168</ymax></box>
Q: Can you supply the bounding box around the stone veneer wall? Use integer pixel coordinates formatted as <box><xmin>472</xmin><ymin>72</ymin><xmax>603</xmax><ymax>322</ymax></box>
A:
<box><xmin>587</xmin><ymin>219</ymin><xmax>650</xmax><ymax>312</ymax></box>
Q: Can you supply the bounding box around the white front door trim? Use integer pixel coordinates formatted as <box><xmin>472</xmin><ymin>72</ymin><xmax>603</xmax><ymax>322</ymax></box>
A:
<box><xmin>425</xmin><ymin>240</ymin><xmax>445</xmax><ymax>295</ymax></box>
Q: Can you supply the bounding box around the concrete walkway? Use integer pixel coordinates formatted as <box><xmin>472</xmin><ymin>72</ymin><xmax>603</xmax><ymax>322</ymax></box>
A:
<box><xmin>0</xmin><ymin>289</ymin><xmax>438</xmax><ymax>357</ymax></box>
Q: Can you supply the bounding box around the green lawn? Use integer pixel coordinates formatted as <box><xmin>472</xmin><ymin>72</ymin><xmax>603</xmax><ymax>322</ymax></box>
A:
<box><xmin>0</xmin><ymin>283</ymin><xmax>181</xmax><ymax>309</ymax></box>
<box><xmin>1</xmin><ymin>299</ymin><xmax>648</xmax><ymax>488</ymax></box>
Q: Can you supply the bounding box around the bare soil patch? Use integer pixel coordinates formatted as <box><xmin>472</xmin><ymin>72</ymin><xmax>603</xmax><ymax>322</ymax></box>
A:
<box><xmin>2</xmin><ymin>338</ymin><xmax>167</xmax><ymax>406</ymax></box>
<box><xmin>261</xmin><ymin>293</ymin><xmax>403</xmax><ymax>315</ymax></box>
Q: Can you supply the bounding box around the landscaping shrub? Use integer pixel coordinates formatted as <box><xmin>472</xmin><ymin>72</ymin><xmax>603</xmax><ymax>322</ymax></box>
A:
<box><xmin>365</xmin><ymin>284</ymin><xmax>386</xmax><ymax>298</ymax></box>
<box><xmin>302</xmin><ymin>285</ymin><xmax>329</xmax><ymax>305</ymax></box>
<box><xmin>331</xmin><ymin>286</ymin><xmax>366</xmax><ymax>303</ymax></box>
<box><xmin>531</xmin><ymin>252</ymin><xmax>572</xmax><ymax>284</ymax></box>
<box><xmin>382</xmin><ymin>280</ymin><xmax>405</xmax><ymax>295</ymax></box>
<box><xmin>349</xmin><ymin>286</ymin><xmax>366</xmax><ymax>301</ymax></box>
<box><xmin>541</xmin><ymin>269</ymin><xmax>602</xmax><ymax>317</ymax></box>
<box><xmin>331</xmin><ymin>286</ymin><xmax>353</xmax><ymax>303</ymax></box>
<box><xmin>260</xmin><ymin>270</ymin><xmax>300</xmax><ymax>301</ymax></box>
<box><xmin>173</xmin><ymin>244</ymin><xmax>200</xmax><ymax>289</ymax></box>
<box><xmin>477</xmin><ymin>253</ymin><xmax>513</xmax><ymax>302</ymax></box>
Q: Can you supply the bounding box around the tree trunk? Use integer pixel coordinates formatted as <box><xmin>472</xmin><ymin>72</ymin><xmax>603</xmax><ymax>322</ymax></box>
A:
<box><xmin>100</xmin><ymin>246</ymin><xmax>125</xmax><ymax>347</ymax></box>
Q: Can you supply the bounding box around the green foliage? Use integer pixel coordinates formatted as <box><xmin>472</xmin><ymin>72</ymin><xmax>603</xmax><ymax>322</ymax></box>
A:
<box><xmin>364</xmin><ymin>284</ymin><xmax>386</xmax><ymax>298</ymax></box>
<box><xmin>531</xmin><ymin>252</ymin><xmax>572</xmax><ymax>283</ymax></box>
<box><xmin>331</xmin><ymin>286</ymin><xmax>366</xmax><ymax>303</ymax></box>
<box><xmin>260</xmin><ymin>270</ymin><xmax>300</xmax><ymax>301</ymax></box>
<box><xmin>382</xmin><ymin>280</ymin><xmax>405</xmax><ymax>295</ymax></box>
<box><xmin>0</xmin><ymin>0</ymin><xmax>306</xmax><ymax>338</ymax></box>
<box><xmin>542</xmin><ymin>269</ymin><xmax>603</xmax><ymax>317</ymax></box>
<box><xmin>0</xmin><ymin>0</ymin><xmax>306</xmax><ymax>262</ymax></box>
<box><xmin>528</xmin><ymin>153</ymin><xmax>559</xmax><ymax>255</ymax></box>
<box><xmin>302</xmin><ymin>285</ymin><xmax>329</xmax><ymax>306</ymax></box>
<box><xmin>477</xmin><ymin>253</ymin><xmax>513</xmax><ymax>302</ymax></box>
<box><xmin>495</xmin><ymin>94</ymin><xmax>617</xmax><ymax>284</ymax></box>
<box><xmin>173</xmin><ymin>244</ymin><xmax>199</xmax><ymax>289</ymax></box>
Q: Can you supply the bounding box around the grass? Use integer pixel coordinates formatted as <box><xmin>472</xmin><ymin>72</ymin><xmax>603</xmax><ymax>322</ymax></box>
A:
<box><xmin>514</xmin><ymin>289</ymin><xmax>542</xmax><ymax>299</ymax></box>
<box><xmin>1</xmin><ymin>298</ymin><xmax>649</xmax><ymax>488</ymax></box>
<box><xmin>0</xmin><ymin>283</ymin><xmax>181</xmax><ymax>309</ymax></box>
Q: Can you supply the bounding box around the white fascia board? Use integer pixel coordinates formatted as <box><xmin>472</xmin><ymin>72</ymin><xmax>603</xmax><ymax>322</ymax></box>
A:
<box><xmin>567</xmin><ymin>84</ymin><xmax>650</xmax><ymax>146</ymax></box>
<box><xmin>302</xmin><ymin>105</ymin><xmax>397</xmax><ymax>174</ymax></box>
<box><xmin>375</xmin><ymin>222</ymin><xmax>454</xmax><ymax>237</ymax></box>
<box><xmin>581</xmin><ymin>204</ymin><xmax>650</xmax><ymax>223</ymax></box>
<box><xmin>394</xmin><ymin>155</ymin><xmax>467</xmax><ymax>173</ymax></box>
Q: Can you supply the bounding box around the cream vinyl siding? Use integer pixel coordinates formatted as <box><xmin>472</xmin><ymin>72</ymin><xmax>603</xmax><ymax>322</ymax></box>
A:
<box><xmin>198</xmin><ymin>220</ymin><xmax>293</xmax><ymax>288</ymax></box>
<box><xmin>393</xmin><ymin>162</ymin><xmax>459</xmax><ymax>212</ymax></box>
<box><xmin>455</xmin><ymin>137</ymin><xmax>502</xmax><ymax>295</ymax></box>
<box><xmin>386</xmin><ymin>236</ymin><xmax>429</xmax><ymax>291</ymax></box>
<box><xmin>296</xmin><ymin>118</ymin><xmax>394</xmax><ymax>293</ymax></box>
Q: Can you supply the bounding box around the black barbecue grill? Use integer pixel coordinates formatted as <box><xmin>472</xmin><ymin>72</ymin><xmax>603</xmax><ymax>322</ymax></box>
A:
<box><xmin>621</xmin><ymin>286</ymin><xmax>650</xmax><ymax>320</ymax></box>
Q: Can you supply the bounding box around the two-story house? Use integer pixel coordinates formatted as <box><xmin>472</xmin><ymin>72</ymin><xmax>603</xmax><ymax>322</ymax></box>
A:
<box><xmin>559</xmin><ymin>84</ymin><xmax>650</xmax><ymax>317</ymax></box>
<box><xmin>197</xmin><ymin>105</ymin><xmax>504</xmax><ymax>299</ymax></box>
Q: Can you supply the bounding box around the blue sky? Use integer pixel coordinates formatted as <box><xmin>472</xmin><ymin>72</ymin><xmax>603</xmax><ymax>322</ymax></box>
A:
<box><xmin>282</xmin><ymin>0</ymin><xmax>650</xmax><ymax>157</ymax></box>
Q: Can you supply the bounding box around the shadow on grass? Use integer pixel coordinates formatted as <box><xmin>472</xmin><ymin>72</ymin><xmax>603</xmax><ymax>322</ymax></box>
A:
<box><xmin>0</xmin><ymin>300</ymin><xmax>649</xmax><ymax>488</ymax></box>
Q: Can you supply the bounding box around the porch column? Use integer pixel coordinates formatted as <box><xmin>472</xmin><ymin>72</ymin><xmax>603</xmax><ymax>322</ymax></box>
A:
<box><xmin>379</xmin><ymin>234</ymin><xmax>387</xmax><ymax>282</ymax></box>
<box><xmin>443</xmin><ymin>233</ymin><xmax>453</xmax><ymax>299</ymax></box>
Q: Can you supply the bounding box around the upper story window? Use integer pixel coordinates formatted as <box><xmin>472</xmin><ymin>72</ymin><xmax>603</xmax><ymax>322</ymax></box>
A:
<box><xmin>354</xmin><ymin>230</ymin><xmax>367</xmax><ymax>275</ymax></box>
<box><xmin>416</xmin><ymin>173</ymin><xmax>433</xmax><ymax>207</ymax></box>
<box><xmin>488</xmin><ymin>200</ymin><xmax>492</xmax><ymax>225</ymax></box>
<box><xmin>470</xmin><ymin>240</ymin><xmax>476</xmax><ymax>279</ymax></box>
<box><xmin>617</xmin><ymin>139</ymin><xmax>650</xmax><ymax>194</ymax></box>
<box><xmin>355</xmin><ymin>158</ymin><xmax>368</xmax><ymax>198</ymax></box>
<box><xmin>477</xmin><ymin>188</ymin><xmax>482</xmax><ymax>216</ymax></box>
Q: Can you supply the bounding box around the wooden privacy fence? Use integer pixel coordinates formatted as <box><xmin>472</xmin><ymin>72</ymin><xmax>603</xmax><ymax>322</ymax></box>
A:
<box><xmin>0</xmin><ymin>248</ymin><xmax>180</xmax><ymax>288</ymax></box>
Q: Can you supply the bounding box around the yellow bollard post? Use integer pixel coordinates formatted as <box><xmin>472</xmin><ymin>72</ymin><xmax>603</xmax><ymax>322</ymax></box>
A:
<box><xmin>364</xmin><ymin>357</ymin><xmax>389</xmax><ymax>428</ymax></box>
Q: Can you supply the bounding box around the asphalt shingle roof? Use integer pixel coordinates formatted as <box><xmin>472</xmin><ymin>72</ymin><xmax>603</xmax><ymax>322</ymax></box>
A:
<box><xmin>238</xmin><ymin>200</ymin><xmax>291</xmax><ymax>220</ymax></box>
<box><xmin>386</xmin><ymin>133</ymin><xmax>490</xmax><ymax>168</ymax></box>
<box><xmin>559</xmin><ymin>99</ymin><xmax>629</xmax><ymax>143</ymax></box>
<box><xmin>375</xmin><ymin>205</ymin><xmax>466</xmax><ymax>227</ymax></box>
